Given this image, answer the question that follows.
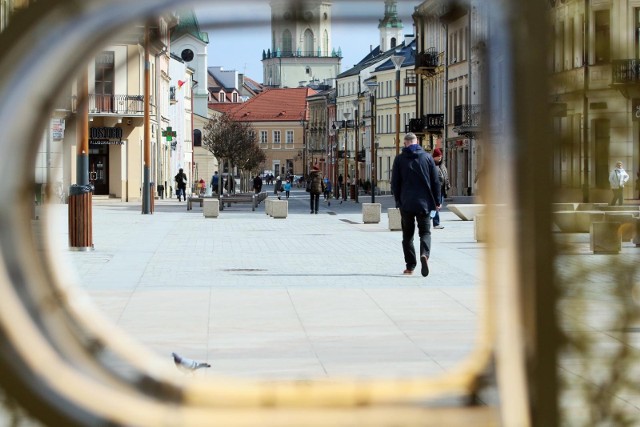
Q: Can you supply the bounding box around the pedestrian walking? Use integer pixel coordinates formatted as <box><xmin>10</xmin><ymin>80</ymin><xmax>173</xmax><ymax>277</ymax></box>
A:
<box><xmin>210</xmin><ymin>171</ymin><xmax>219</xmax><ymax>194</ymax></box>
<box><xmin>308</xmin><ymin>165</ymin><xmax>325</xmax><ymax>214</ymax></box>
<box><xmin>609</xmin><ymin>161</ymin><xmax>630</xmax><ymax>206</ymax></box>
<box><xmin>174</xmin><ymin>168</ymin><xmax>187</xmax><ymax>202</ymax></box>
<box><xmin>337</xmin><ymin>174</ymin><xmax>343</xmax><ymax>201</ymax></box>
<box><xmin>324</xmin><ymin>178</ymin><xmax>332</xmax><ymax>206</ymax></box>
<box><xmin>275</xmin><ymin>176</ymin><xmax>283</xmax><ymax>199</ymax></box>
<box><xmin>283</xmin><ymin>179</ymin><xmax>291</xmax><ymax>199</ymax></box>
<box><xmin>431</xmin><ymin>148</ymin><xmax>450</xmax><ymax>229</ymax></box>
<box><xmin>253</xmin><ymin>173</ymin><xmax>263</xmax><ymax>194</ymax></box>
<box><xmin>391</xmin><ymin>133</ymin><xmax>441</xmax><ymax>277</ymax></box>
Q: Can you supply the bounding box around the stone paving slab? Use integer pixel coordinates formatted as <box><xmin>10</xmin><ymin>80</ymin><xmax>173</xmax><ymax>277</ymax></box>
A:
<box><xmin>44</xmin><ymin>190</ymin><xmax>482</xmax><ymax>382</ymax></box>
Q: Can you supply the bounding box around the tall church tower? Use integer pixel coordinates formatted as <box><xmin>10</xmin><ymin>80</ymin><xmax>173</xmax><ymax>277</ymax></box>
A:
<box><xmin>378</xmin><ymin>0</ymin><xmax>404</xmax><ymax>52</ymax></box>
<box><xmin>262</xmin><ymin>0</ymin><xmax>341</xmax><ymax>88</ymax></box>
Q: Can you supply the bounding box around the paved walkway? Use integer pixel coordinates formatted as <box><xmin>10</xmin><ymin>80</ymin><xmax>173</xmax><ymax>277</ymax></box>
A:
<box><xmin>46</xmin><ymin>187</ymin><xmax>482</xmax><ymax>381</ymax></box>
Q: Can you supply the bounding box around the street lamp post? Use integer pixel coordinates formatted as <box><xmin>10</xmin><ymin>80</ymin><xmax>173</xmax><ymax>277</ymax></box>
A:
<box><xmin>351</xmin><ymin>98</ymin><xmax>359</xmax><ymax>203</ymax></box>
<box><xmin>391</xmin><ymin>54</ymin><xmax>405</xmax><ymax>157</ymax></box>
<box><xmin>300</xmin><ymin>118</ymin><xmax>307</xmax><ymax>177</ymax></box>
<box><xmin>365</xmin><ymin>81</ymin><xmax>378</xmax><ymax>203</ymax></box>
<box><xmin>342</xmin><ymin>111</ymin><xmax>351</xmax><ymax>201</ymax></box>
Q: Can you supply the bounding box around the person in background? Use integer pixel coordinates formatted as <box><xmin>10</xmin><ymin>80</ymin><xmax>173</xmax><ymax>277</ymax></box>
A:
<box><xmin>275</xmin><ymin>176</ymin><xmax>283</xmax><ymax>200</ymax></box>
<box><xmin>283</xmin><ymin>178</ymin><xmax>292</xmax><ymax>199</ymax></box>
<box><xmin>174</xmin><ymin>168</ymin><xmax>187</xmax><ymax>202</ymax></box>
<box><xmin>253</xmin><ymin>173</ymin><xmax>263</xmax><ymax>194</ymax></box>
<box><xmin>210</xmin><ymin>171</ymin><xmax>219</xmax><ymax>194</ymax></box>
<box><xmin>337</xmin><ymin>174</ymin><xmax>343</xmax><ymax>201</ymax></box>
<box><xmin>391</xmin><ymin>133</ymin><xmax>441</xmax><ymax>277</ymax></box>
<box><xmin>608</xmin><ymin>161</ymin><xmax>629</xmax><ymax>206</ymax></box>
<box><xmin>431</xmin><ymin>147</ymin><xmax>450</xmax><ymax>229</ymax></box>
<box><xmin>308</xmin><ymin>165</ymin><xmax>325</xmax><ymax>214</ymax></box>
<box><xmin>324</xmin><ymin>178</ymin><xmax>332</xmax><ymax>206</ymax></box>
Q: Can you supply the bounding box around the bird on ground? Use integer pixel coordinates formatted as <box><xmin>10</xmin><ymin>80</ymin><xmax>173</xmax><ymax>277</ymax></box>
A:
<box><xmin>171</xmin><ymin>352</ymin><xmax>211</xmax><ymax>373</ymax></box>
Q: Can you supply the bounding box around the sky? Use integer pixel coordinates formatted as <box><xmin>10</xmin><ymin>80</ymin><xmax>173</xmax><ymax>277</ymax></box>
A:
<box><xmin>194</xmin><ymin>0</ymin><xmax>416</xmax><ymax>83</ymax></box>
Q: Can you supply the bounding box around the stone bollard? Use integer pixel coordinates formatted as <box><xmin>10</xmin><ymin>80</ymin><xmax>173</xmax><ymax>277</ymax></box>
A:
<box><xmin>265</xmin><ymin>198</ymin><xmax>272</xmax><ymax>216</ymax></box>
<box><xmin>474</xmin><ymin>213</ymin><xmax>487</xmax><ymax>242</ymax></box>
<box><xmin>590</xmin><ymin>222</ymin><xmax>621</xmax><ymax>254</ymax></box>
<box><xmin>387</xmin><ymin>208</ymin><xmax>401</xmax><ymax>230</ymax></box>
<box><xmin>362</xmin><ymin>203</ymin><xmax>381</xmax><ymax>224</ymax></box>
<box><xmin>271</xmin><ymin>199</ymin><xmax>288</xmax><ymax>218</ymax></box>
<box><xmin>203</xmin><ymin>199</ymin><xmax>219</xmax><ymax>218</ymax></box>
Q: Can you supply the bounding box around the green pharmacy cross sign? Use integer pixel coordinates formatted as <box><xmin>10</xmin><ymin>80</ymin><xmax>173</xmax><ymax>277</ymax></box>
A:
<box><xmin>162</xmin><ymin>127</ymin><xmax>177</xmax><ymax>142</ymax></box>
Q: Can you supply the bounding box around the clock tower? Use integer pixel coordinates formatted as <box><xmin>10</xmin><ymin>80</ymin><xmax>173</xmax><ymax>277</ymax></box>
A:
<box><xmin>262</xmin><ymin>0</ymin><xmax>341</xmax><ymax>88</ymax></box>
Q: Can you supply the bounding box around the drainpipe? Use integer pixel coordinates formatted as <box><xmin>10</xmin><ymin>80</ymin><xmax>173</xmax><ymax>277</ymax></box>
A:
<box><xmin>582</xmin><ymin>0</ymin><xmax>590</xmax><ymax>202</ymax></box>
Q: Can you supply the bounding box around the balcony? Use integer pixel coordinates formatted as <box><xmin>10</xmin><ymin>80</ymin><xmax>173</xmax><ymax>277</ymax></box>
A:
<box><xmin>408</xmin><ymin>117</ymin><xmax>425</xmax><ymax>133</ymax></box>
<box><xmin>612</xmin><ymin>59</ymin><xmax>640</xmax><ymax>98</ymax></box>
<box><xmin>337</xmin><ymin>119</ymin><xmax>355</xmax><ymax>129</ymax></box>
<box><xmin>83</xmin><ymin>94</ymin><xmax>147</xmax><ymax>116</ymax></box>
<box><xmin>453</xmin><ymin>104</ymin><xmax>481</xmax><ymax>138</ymax></box>
<box><xmin>263</xmin><ymin>48</ymin><xmax>341</xmax><ymax>59</ymax></box>
<box><xmin>415</xmin><ymin>47</ymin><xmax>439</xmax><ymax>76</ymax></box>
<box><xmin>426</xmin><ymin>114</ymin><xmax>444</xmax><ymax>133</ymax></box>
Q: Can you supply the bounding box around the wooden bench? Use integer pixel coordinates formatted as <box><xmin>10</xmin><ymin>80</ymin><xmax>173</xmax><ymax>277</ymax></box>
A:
<box><xmin>186</xmin><ymin>196</ymin><xmax>204</xmax><ymax>211</ymax></box>
<box><xmin>220</xmin><ymin>192</ymin><xmax>267</xmax><ymax>211</ymax></box>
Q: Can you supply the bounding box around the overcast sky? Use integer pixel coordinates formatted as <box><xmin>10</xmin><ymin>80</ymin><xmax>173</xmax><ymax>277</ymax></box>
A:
<box><xmin>194</xmin><ymin>0</ymin><xmax>416</xmax><ymax>82</ymax></box>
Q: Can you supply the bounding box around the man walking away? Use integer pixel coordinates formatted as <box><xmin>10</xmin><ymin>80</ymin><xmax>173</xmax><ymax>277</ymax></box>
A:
<box><xmin>391</xmin><ymin>133</ymin><xmax>441</xmax><ymax>277</ymax></box>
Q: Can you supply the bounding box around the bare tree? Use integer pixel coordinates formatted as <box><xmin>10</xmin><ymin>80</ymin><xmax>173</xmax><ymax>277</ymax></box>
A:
<box><xmin>202</xmin><ymin>114</ymin><xmax>265</xmax><ymax>194</ymax></box>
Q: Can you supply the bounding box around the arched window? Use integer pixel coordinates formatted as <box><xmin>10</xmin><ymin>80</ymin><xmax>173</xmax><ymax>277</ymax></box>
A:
<box><xmin>391</xmin><ymin>37</ymin><xmax>397</xmax><ymax>49</ymax></box>
<box><xmin>282</xmin><ymin>30</ymin><xmax>292</xmax><ymax>56</ymax></box>
<box><xmin>193</xmin><ymin>129</ymin><xmax>202</xmax><ymax>147</ymax></box>
<box><xmin>304</xmin><ymin>29</ymin><xmax>314</xmax><ymax>56</ymax></box>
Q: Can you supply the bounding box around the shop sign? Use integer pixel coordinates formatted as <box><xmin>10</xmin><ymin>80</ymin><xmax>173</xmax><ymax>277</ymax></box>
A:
<box><xmin>89</xmin><ymin>127</ymin><xmax>123</xmax><ymax>145</ymax></box>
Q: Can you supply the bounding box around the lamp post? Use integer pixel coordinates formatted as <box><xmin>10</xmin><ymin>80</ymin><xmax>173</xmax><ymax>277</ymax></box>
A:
<box><xmin>342</xmin><ymin>111</ymin><xmax>351</xmax><ymax>201</ymax></box>
<box><xmin>300</xmin><ymin>117</ymin><xmax>307</xmax><ymax>177</ymax></box>
<box><xmin>351</xmin><ymin>98</ymin><xmax>359</xmax><ymax>203</ymax></box>
<box><xmin>365</xmin><ymin>81</ymin><xmax>378</xmax><ymax>203</ymax></box>
<box><xmin>391</xmin><ymin>53</ymin><xmax>405</xmax><ymax>157</ymax></box>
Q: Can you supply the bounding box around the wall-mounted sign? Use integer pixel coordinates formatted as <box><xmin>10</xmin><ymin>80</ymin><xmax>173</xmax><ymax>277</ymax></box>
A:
<box><xmin>633</xmin><ymin>99</ymin><xmax>640</xmax><ymax>122</ymax></box>
<box><xmin>89</xmin><ymin>127</ymin><xmax>123</xmax><ymax>145</ymax></box>
<box><xmin>51</xmin><ymin>119</ymin><xmax>65</xmax><ymax>140</ymax></box>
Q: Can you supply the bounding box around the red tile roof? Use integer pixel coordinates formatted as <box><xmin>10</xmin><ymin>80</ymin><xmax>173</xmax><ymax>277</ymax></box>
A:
<box><xmin>224</xmin><ymin>87</ymin><xmax>316</xmax><ymax>122</ymax></box>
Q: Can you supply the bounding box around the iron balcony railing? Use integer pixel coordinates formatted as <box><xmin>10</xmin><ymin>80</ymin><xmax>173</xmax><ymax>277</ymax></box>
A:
<box><xmin>415</xmin><ymin>47</ymin><xmax>439</xmax><ymax>75</ymax></box>
<box><xmin>76</xmin><ymin>94</ymin><xmax>150</xmax><ymax>115</ymax></box>
<box><xmin>408</xmin><ymin>117</ymin><xmax>425</xmax><ymax>133</ymax></box>
<box><xmin>612</xmin><ymin>59</ymin><xmax>640</xmax><ymax>84</ymax></box>
<box><xmin>263</xmin><ymin>49</ymin><xmax>341</xmax><ymax>59</ymax></box>
<box><xmin>454</xmin><ymin>104</ymin><xmax>481</xmax><ymax>128</ymax></box>
<box><xmin>426</xmin><ymin>114</ymin><xmax>444</xmax><ymax>131</ymax></box>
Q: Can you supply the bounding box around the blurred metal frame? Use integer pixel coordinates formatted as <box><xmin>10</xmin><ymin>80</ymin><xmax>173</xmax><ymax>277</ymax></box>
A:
<box><xmin>0</xmin><ymin>0</ymin><xmax>556</xmax><ymax>425</ymax></box>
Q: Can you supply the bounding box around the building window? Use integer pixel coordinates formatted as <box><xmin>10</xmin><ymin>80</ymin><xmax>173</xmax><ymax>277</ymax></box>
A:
<box><xmin>273</xmin><ymin>130</ymin><xmax>281</xmax><ymax>145</ymax></box>
<box><xmin>286</xmin><ymin>130</ymin><xmax>294</xmax><ymax>145</ymax></box>
<box><xmin>282</xmin><ymin>30</ymin><xmax>292</xmax><ymax>56</ymax></box>
<box><xmin>95</xmin><ymin>51</ymin><xmax>114</xmax><ymax>112</ymax></box>
<box><xmin>232</xmin><ymin>93</ymin><xmax>238</xmax><ymax>102</ymax></box>
<box><xmin>193</xmin><ymin>129</ymin><xmax>202</xmax><ymax>147</ymax></box>
<box><xmin>594</xmin><ymin>10</ymin><xmax>610</xmax><ymax>64</ymax></box>
<box><xmin>260</xmin><ymin>130</ymin><xmax>268</xmax><ymax>144</ymax></box>
<box><xmin>219</xmin><ymin>93</ymin><xmax>225</xmax><ymax>102</ymax></box>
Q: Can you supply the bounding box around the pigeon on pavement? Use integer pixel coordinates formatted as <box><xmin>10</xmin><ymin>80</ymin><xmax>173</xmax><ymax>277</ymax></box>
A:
<box><xmin>171</xmin><ymin>352</ymin><xmax>211</xmax><ymax>373</ymax></box>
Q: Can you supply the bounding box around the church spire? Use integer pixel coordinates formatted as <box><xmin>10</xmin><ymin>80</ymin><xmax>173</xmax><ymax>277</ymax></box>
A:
<box><xmin>378</xmin><ymin>0</ymin><xmax>403</xmax><ymax>52</ymax></box>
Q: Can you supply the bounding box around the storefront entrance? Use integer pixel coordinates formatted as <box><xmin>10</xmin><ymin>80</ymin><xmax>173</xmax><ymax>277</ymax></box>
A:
<box><xmin>89</xmin><ymin>145</ymin><xmax>109</xmax><ymax>195</ymax></box>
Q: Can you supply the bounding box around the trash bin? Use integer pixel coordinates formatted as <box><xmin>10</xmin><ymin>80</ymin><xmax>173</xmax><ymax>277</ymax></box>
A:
<box><xmin>68</xmin><ymin>184</ymin><xmax>93</xmax><ymax>250</ymax></box>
